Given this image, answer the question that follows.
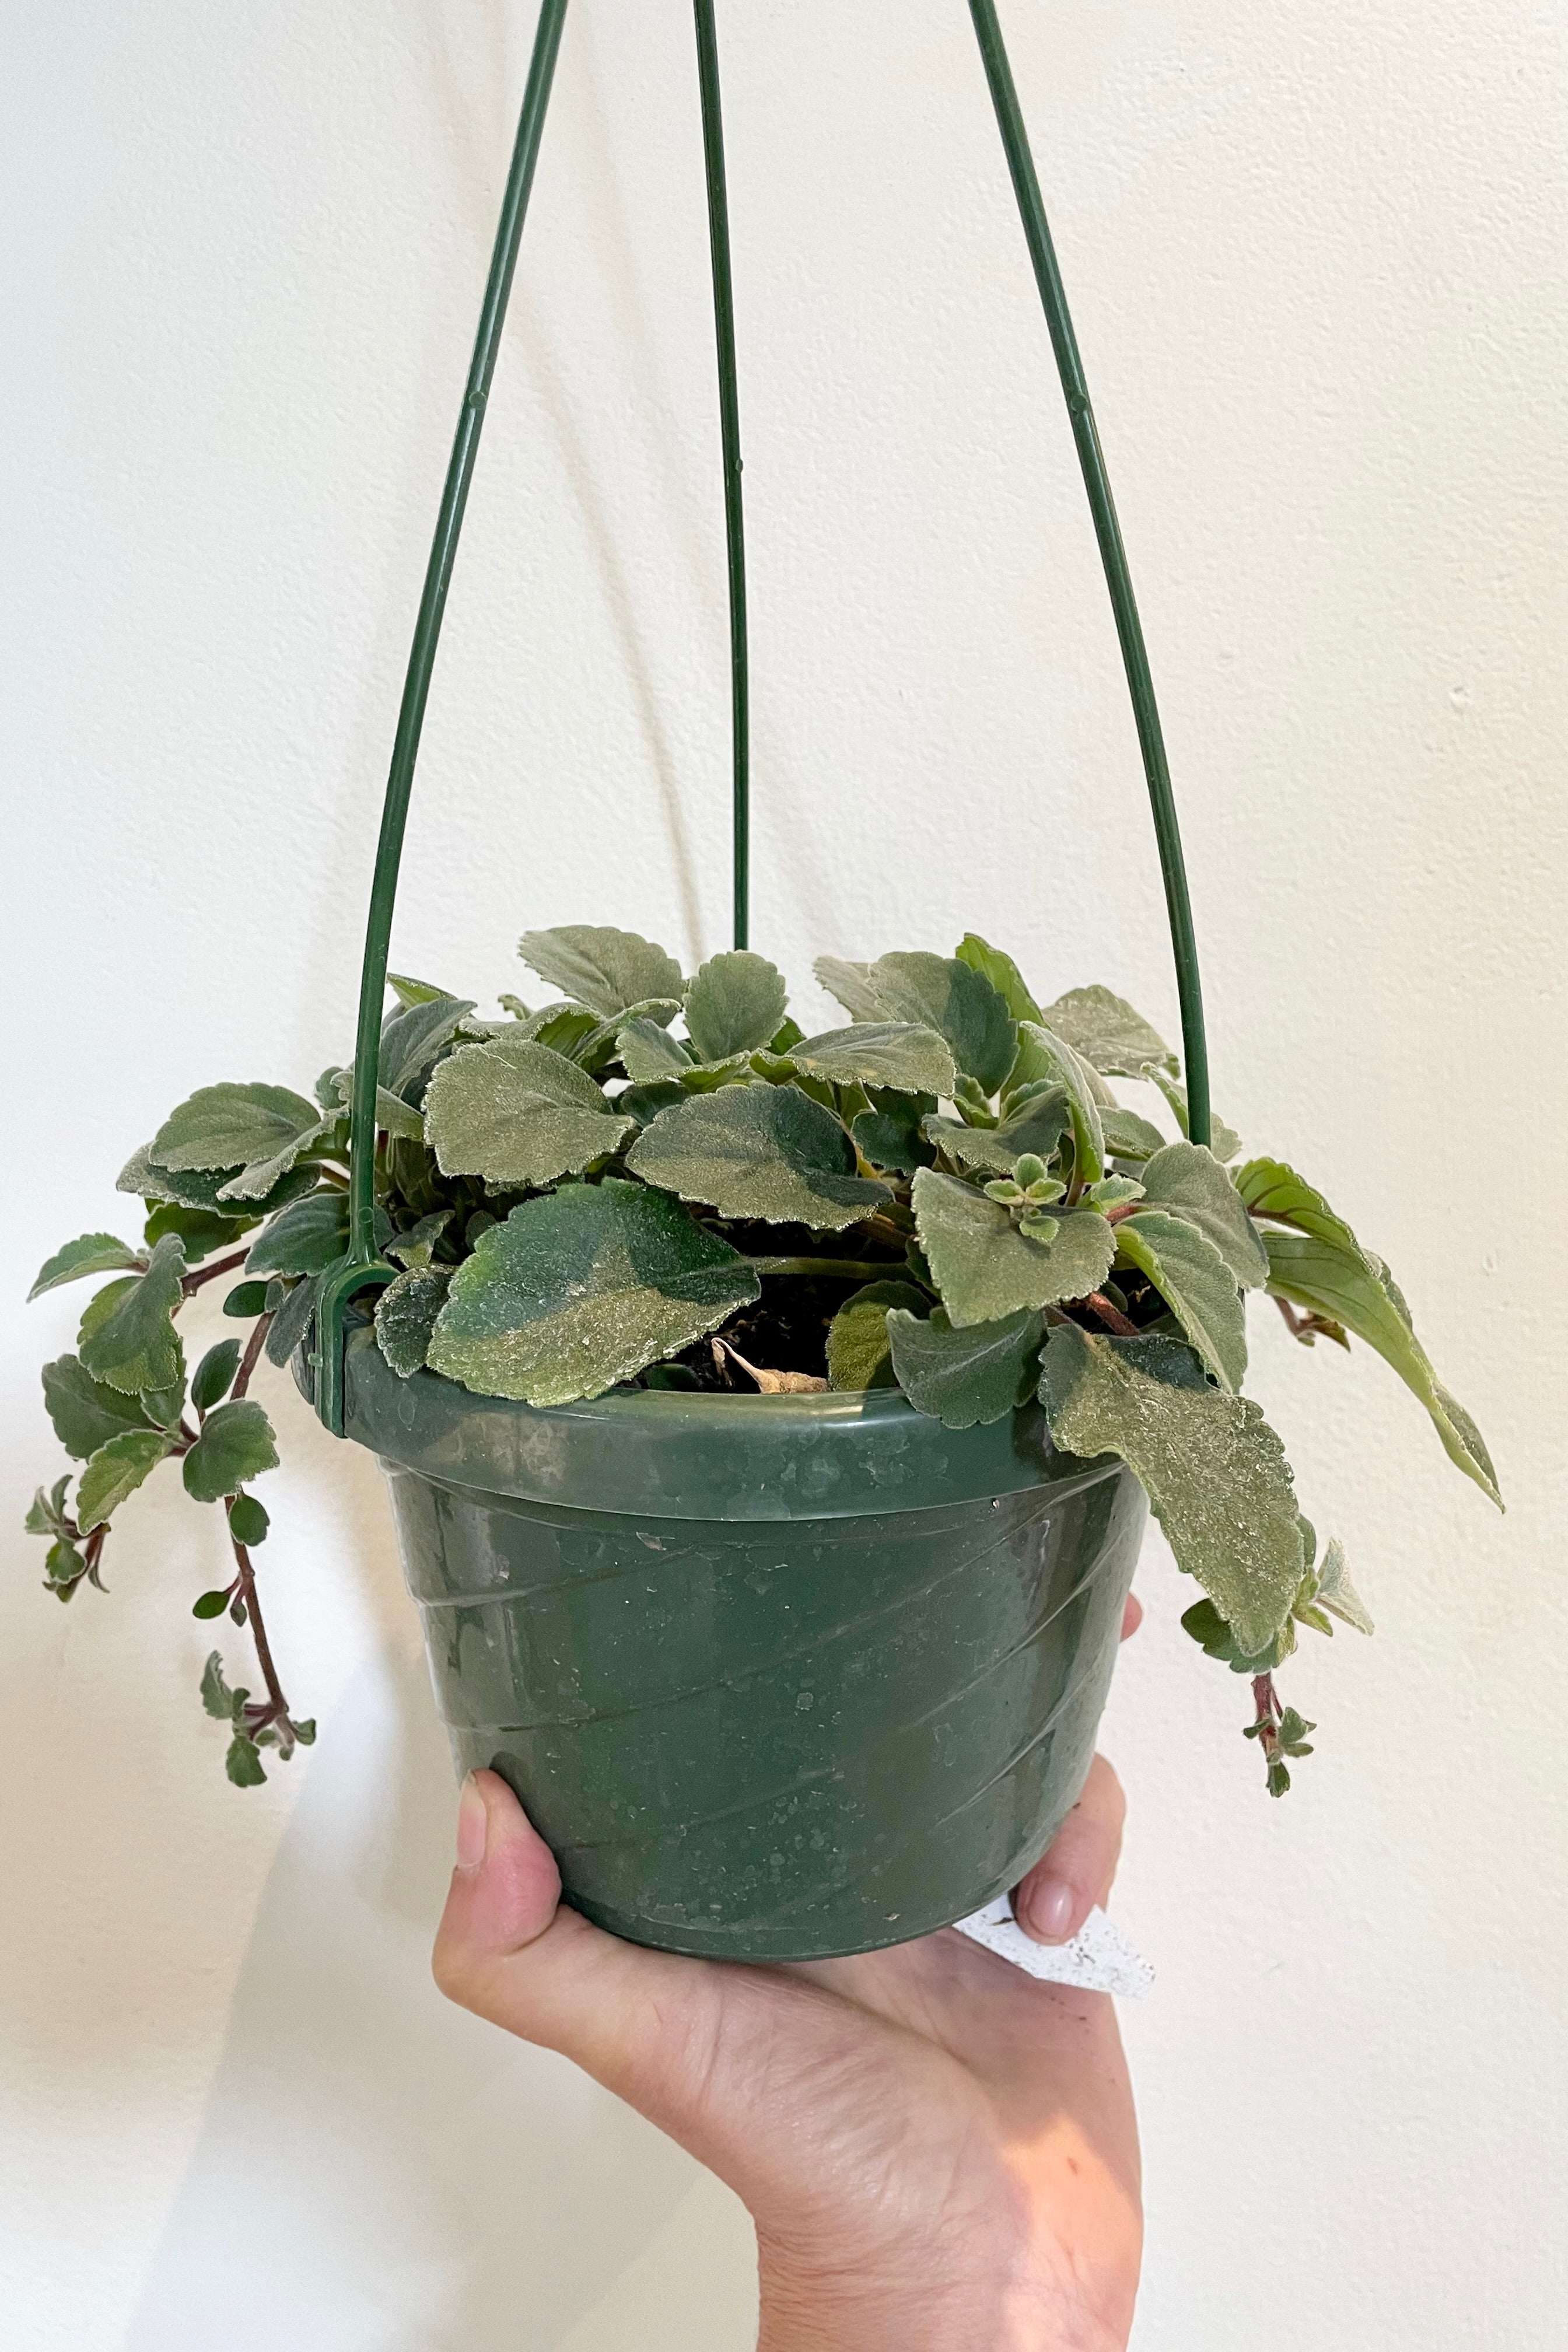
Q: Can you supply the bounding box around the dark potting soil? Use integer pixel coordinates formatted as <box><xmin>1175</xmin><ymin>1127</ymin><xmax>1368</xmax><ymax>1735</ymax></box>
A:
<box><xmin>659</xmin><ymin>1274</ymin><xmax>873</xmax><ymax>1390</ymax></box>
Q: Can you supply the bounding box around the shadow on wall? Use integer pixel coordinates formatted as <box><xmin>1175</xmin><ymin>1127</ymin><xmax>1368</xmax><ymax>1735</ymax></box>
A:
<box><xmin>125</xmin><ymin>1620</ymin><xmax>756</xmax><ymax>2352</ymax></box>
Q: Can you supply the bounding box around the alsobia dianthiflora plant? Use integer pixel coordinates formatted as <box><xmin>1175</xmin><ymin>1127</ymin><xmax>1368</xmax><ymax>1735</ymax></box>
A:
<box><xmin>26</xmin><ymin>927</ymin><xmax>1499</xmax><ymax>1795</ymax></box>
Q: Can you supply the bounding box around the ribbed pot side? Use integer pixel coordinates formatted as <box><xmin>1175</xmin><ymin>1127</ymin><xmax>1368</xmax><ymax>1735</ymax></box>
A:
<box><xmin>320</xmin><ymin>1328</ymin><xmax>1148</xmax><ymax>1961</ymax></box>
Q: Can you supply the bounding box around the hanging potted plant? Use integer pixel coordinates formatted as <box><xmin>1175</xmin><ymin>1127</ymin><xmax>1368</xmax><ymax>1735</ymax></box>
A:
<box><xmin>22</xmin><ymin>0</ymin><xmax>1500</xmax><ymax>1961</ymax></box>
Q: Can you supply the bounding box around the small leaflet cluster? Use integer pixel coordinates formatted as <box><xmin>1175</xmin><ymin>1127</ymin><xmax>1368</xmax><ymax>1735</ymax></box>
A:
<box><xmin>25</xmin><ymin>928</ymin><xmax>1499</xmax><ymax>1796</ymax></box>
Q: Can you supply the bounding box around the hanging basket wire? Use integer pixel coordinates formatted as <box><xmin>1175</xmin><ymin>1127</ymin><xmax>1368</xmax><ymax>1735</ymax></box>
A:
<box><xmin>312</xmin><ymin>0</ymin><xmax>1211</xmax><ymax>1433</ymax></box>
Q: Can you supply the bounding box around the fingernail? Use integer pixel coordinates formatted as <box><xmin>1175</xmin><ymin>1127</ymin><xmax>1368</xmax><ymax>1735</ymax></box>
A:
<box><xmin>1024</xmin><ymin>1878</ymin><xmax>1077</xmax><ymax>1942</ymax></box>
<box><xmin>456</xmin><ymin>1774</ymin><xmax>488</xmax><ymax>1871</ymax></box>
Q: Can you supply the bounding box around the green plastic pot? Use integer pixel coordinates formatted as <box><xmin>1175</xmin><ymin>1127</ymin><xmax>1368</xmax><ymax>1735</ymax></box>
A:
<box><xmin>317</xmin><ymin>1326</ymin><xmax>1146</xmax><ymax>1961</ymax></box>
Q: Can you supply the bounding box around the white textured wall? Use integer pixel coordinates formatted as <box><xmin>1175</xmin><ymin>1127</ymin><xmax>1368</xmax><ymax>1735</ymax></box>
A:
<box><xmin>4</xmin><ymin>5</ymin><xmax>1564</xmax><ymax>2346</ymax></box>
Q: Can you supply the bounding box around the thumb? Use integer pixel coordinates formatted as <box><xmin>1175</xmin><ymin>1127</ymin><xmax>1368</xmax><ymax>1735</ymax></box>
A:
<box><xmin>432</xmin><ymin>1770</ymin><xmax>718</xmax><ymax>2116</ymax></box>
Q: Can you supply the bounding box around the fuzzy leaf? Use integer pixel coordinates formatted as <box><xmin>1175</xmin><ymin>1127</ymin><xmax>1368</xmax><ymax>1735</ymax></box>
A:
<box><xmin>200</xmin><ymin>1651</ymin><xmax>235</xmax><ymax>1719</ymax></box>
<box><xmin>850</xmin><ymin>1091</ymin><xmax>937</xmax><ymax>1177</ymax></box>
<box><xmin>1115</xmin><ymin>1210</ymin><xmax>1247</xmax><ymax>1391</ymax></box>
<box><xmin>1180</xmin><ymin>1595</ymin><xmax>1294</xmax><ymax>1674</ymax></box>
<box><xmin>1038</xmin><ymin>986</ymin><xmax>1177</xmax><ymax>1078</ymax></box>
<box><xmin>376</xmin><ymin>994</ymin><xmax>477</xmax><ymax>1102</ymax></box>
<box><xmin>76</xmin><ymin>1429</ymin><xmax>173</xmax><ymax>1531</ymax></box>
<box><xmin>1150</xmin><ymin>1073</ymin><xmax>1241</xmax><ymax>1163</ymax></box>
<box><xmin>1004</xmin><ymin>1025</ymin><xmax>1106</xmax><ymax>1182</ymax></box>
<box><xmin>118</xmin><ymin>1147</ymin><xmax>319</xmax><ymax>1220</ymax></box>
<box><xmin>1315</xmin><ymin>1536</ymin><xmax>1374</xmax><ymax>1635</ymax></box>
<box><xmin>229</xmin><ymin>1494</ymin><xmax>269</xmax><ymax>1548</ymax></box>
<box><xmin>429</xmin><ymin>1178</ymin><xmax>758</xmax><ymax>1406</ymax></box>
<box><xmin>789</xmin><ymin>1024</ymin><xmax>956</xmax><ymax>1097</ymax></box>
<box><xmin>25</xmin><ymin>1476</ymin><xmax>72</xmax><ymax>1537</ymax></box>
<box><xmin>42</xmin><ymin>1356</ymin><xmax>156</xmax><ymax>1460</ymax></box>
<box><xmin>385</xmin><ymin>1210</ymin><xmax>452</xmax><ymax>1270</ymax></box>
<box><xmin>245</xmin><ymin>1191</ymin><xmax>350</xmax><ymax>1278</ymax></box>
<box><xmin>1135</xmin><ymin>1142</ymin><xmax>1270</xmax><ymax>1288</ymax></box>
<box><xmin>1038</xmin><ymin>1325</ymin><xmax>1306</xmax><ymax>1653</ymax></box>
<box><xmin>29</xmin><ymin>1234</ymin><xmax>143</xmax><ymax>1300</ymax></box>
<box><xmin>45</xmin><ymin>1538</ymin><xmax>91</xmax><ymax>1598</ymax></box>
<box><xmin>912</xmin><ymin>1168</ymin><xmax>1115</xmax><ymax>1326</ymax></box>
<box><xmin>924</xmin><ymin>1089</ymin><xmax>1072</xmax><ymax>1177</ymax></box>
<box><xmin>329</xmin><ymin>1069</ymin><xmax>424</xmax><ymax>1142</ymax></box>
<box><xmin>826</xmin><ymin>1280</ymin><xmax>928</xmax><ymax>1390</ymax></box>
<box><xmin>182</xmin><ymin>1400</ymin><xmax>280</xmax><ymax>1503</ymax></box>
<box><xmin>518</xmin><ymin>925</ymin><xmax>684</xmax><ymax>1019</ymax></box>
<box><xmin>1260</xmin><ymin>1226</ymin><xmax>1500</xmax><ymax>1506</ymax></box>
<box><xmin>226</xmin><ymin>1733</ymin><xmax>267</xmax><ymax>1788</ymax></box>
<box><xmin>374</xmin><ymin>1265</ymin><xmax>452</xmax><ymax>1378</ymax></box>
<box><xmin>1233</xmin><ymin>1157</ymin><xmax>1362</xmax><ymax>1252</ymax></box>
<box><xmin>77</xmin><ymin>1236</ymin><xmax>186</xmax><ymax>1396</ymax></box>
<box><xmin>387</xmin><ymin>972</ymin><xmax>452</xmax><ymax>1007</ymax></box>
<box><xmin>424</xmin><ymin>1035</ymin><xmax>633</xmax><ymax>1188</ymax></box>
<box><xmin>191</xmin><ymin>1339</ymin><xmax>243</xmax><ymax>1413</ymax></box>
<box><xmin>264</xmin><ymin>1272</ymin><xmax>321</xmax><ymax>1368</ymax></box>
<box><xmin>152</xmin><ymin>1082</ymin><xmax>323</xmax><ymax>1177</ymax></box>
<box><xmin>887</xmin><ymin>1304</ymin><xmax>1042</xmax><ymax>1429</ymax></box>
<box><xmin>683</xmin><ymin>951</ymin><xmax>790</xmax><ymax>1063</ymax></box>
<box><xmin>817</xmin><ymin>952</ymin><xmax>1016</xmax><ymax>1096</ymax></box>
<box><xmin>1100</xmin><ymin>1105</ymin><xmax>1168</xmax><ymax>1163</ymax></box>
<box><xmin>627</xmin><ymin>1086</ymin><xmax>890</xmax><ymax>1229</ymax></box>
<box><xmin>222</xmin><ymin>1280</ymin><xmax>271</xmax><ymax>1320</ymax></box>
<box><xmin>144</xmin><ymin>1202</ymin><xmax>254</xmax><ymax>1259</ymax></box>
<box><xmin>617</xmin><ymin>1020</ymin><xmax>694</xmax><ymax>1082</ymax></box>
<box><xmin>954</xmin><ymin>934</ymin><xmax>1044</xmax><ymax>1025</ymax></box>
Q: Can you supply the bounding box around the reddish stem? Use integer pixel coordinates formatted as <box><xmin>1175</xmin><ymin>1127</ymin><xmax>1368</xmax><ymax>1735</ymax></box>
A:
<box><xmin>1082</xmin><ymin>1290</ymin><xmax>1139</xmax><ymax>1338</ymax></box>
<box><xmin>181</xmin><ymin>1247</ymin><xmax>251</xmax><ymax>1300</ymax></box>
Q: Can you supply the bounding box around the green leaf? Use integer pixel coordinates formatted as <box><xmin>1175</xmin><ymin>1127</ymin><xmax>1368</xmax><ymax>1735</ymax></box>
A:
<box><xmin>912</xmin><ymin>1168</ymin><xmax>1115</xmax><ymax>1326</ymax></box>
<box><xmin>1133</xmin><ymin>1142</ymin><xmax>1269</xmax><ymax>1289</ymax></box>
<box><xmin>373</xmin><ymin>994</ymin><xmax>477</xmax><ymax>1105</ymax></box>
<box><xmin>789</xmin><ymin>1024</ymin><xmax>956</xmax><ymax>1097</ymax></box>
<box><xmin>1313</xmin><ymin>1536</ymin><xmax>1373</xmax><ymax>1636</ymax></box>
<box><xmin>228</xmin><ymin>1493</ymin><xmax>269</xmax><ymax>1547</ymax></box>
<box><xmin>374</xmin><ymin>1265</ymin><xmax>452</xmax><ymax>1378</ymax></box>
<box><xmin>42</xmin><ymin>1355</ymin><xmax>155</xmax><ymax>1459</ymax></box>
<box><xmin>1258</xmin><ymin>1224</ymin><xmax>1500</xmax><ymax>1506</ymax></box>
<box><xmin>192</xmin><ymin>1589</ymin><xmax>231</xmax><ymax>1619</ymax></box>
<box><xmin>1180</xmin><ymin>1595</ymin><xmax>1294</xmax><ymax>1675</ymax></box>
<box><xmin>887</xmin><ymin>1303</ymin><xmax>1042</xmax><ymax>1429</ymax></box>
<box><xmin>1004</xmin><ymin>1025</ymin><xmax>1106</xmax><ymax>1182</ymax></box>
<box><xmin>29</xmin><ymin>1234</ymin><xmax>143</xmax><ymax>1300</ymax></box>
<box><xmin>182</xmin><ymin>1400</ymin><xmax>279</xmax><ymax>1503</ymax></box>
<box><xmin>923</xmin><ymin>1088</ymin><xmax>1072</xmax><ymax>1178</ymax></box>
<box><xmin>245</xmin><ymin>1190</ymin><xmax>349</xmax><ymax>1278</ymax></box>
<box><xmin>386</xmin><ymin>1210</ymin><xmax>452</xmax><ymax>1270</ymax></box>
<box><xmin>683</xmin><ymin>951</ymin><xmax>790</xmax><ymax>1063</ymax></box>
<box><xmin>1037</xmin><ymin>986</ymin><xmax>1177</xmax><ymax>1078</ymax></box>
<box><xmin>825</xmin><ymin>1280</ymin><xmax>928</xmax><ymax>1390</ymax></box>
<box><xmin>119</xmin><ymin>1146</ymin><xmax>320</xmax><ymax>1220</ymax></box>
<box><xmin>1100</xmin><ymin>1104</ymin><xmax>1168</xmax><ymax>1163</ymax></box>
<box><xmin>148</xmin><ymin>1082</ymin><xmax>330</xmax><ymax>1202</ymax></box>
<box><xmin>626</xmin><ymin>1086</ymin><xmax>890</xmax><ymax>1229</ymax></box>
<box><xmin>264</xmin><ymin>1271</ymin><xmax>321</xmax><ymax>1367</ymax></box>
<box><xmin>423</xmin><ymin>1035</ymin><xmax>633</xmax><ymax>1188</ymax></box>
<box><xmin>817</xmin><ymin>952</ymin><xmax>1016</xmax><ymax>1096</ymax></box>
<box><xmin>617</xmin><ymin>1080</ymin><xmax>688</xmax><ymax>1125</ymax></box>
<box><xmin>328</xmin><ymin>1069</ymin><xmax>424</xmax><ymax>1142</ymax></box>
<box><xmin>1115</xmin><ymin>1210</ymin><xmax>1248</xmax><ymax>1391</ymax></box>
<box><xmin>77</xmin><ymin>1236</ymin><xmax>186</xmax><ymax>1395</ymax></box>
<box><xmin>955</xmin><ymin>933</ymin><xmax>1044</xmax><ymax>1025</ymax></box>
<box><xmin>200</xmin><ymin>1651</ymin><xmax>235</xmax><ymax>1719</ymax></box>
<box><xmin>387</xmin><ymin>971</ymin><xmax>452</xmax><ymax>1007</ymax></box>
<box><xmin>1150</xmin><ymin>1072</ymin><xmax>1241</xmax><ymax>1164</ymax></box>
<box><xmin>429</xmin><ymin>1178</ymin><xmax>758</xmax><ymax>1406</ymax></box>
<box><xmin>617</xmin><ymin>1020</ymin><xmax>695</xmax><ymax>1083</ymax></box>
<box><xmin>25</xmin><ymin>1476</ymin><xmax>72</xmax><ymax>1537</ymax></box>
<box><xmin>222</xmin><ymin>1280</ymin><xmax>272</xmax><ymax>1320</ymax></box>
<box><xmin>138</xmin><ymin>1376</ymin><xmax>188</xmax><ymax>1429</ymax></box>
<box><xmin>144</xmin><ymin>1202</ymin><xmax>255</xmax><ymax>1259</ymax></box>
<box><xmin>850</xmin><ymin>1090</ymin><xmax>937</xmax><ymax>1177</ymax></box>
<box><xmin>45</xmin><ymin>1537</ymin><xmax>91</xmax><ymax>1598</ymax></box>
<box><xmin>225</xmin><ymin>1733</ymin><xmax>267</xmax><ymax>1788</ymax></box>
<box><xmin>192</xmin><ymin>1339</ymin><xmax>243</xmax><ymax>1413</ymax></box>
<box><xmin>75</xmin><ymin>1428</ymin><xmax>173</xmax><ymax>1531</ymax></box>
<box><xmin>1037</xmin><ymin>1325</ymin><xmax>1306</xmax><ymax>1653</ymax></box>
<box><xmin>518</xmin><ymin>925</ymin><xmax>684</xmax><ymax>1019</ymax></box>
<box><xmin>1232</xmin><ymin>1156</ymin><xmax>1363</xmax><ymax>1252</ymax></box>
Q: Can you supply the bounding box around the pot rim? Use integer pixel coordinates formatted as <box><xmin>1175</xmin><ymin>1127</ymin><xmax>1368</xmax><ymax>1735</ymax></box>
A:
<box><xmin>305</xmin><ymin>1325</ymin><xmax>1115</xmax><ymax>1523</ymax></box>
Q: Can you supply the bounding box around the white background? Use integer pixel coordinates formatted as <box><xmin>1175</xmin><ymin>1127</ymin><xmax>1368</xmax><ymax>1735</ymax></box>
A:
<box><xmin>4</xmin><ymin>4</ymin><xmax>1564</xmax><ymax>2346</ymax></box>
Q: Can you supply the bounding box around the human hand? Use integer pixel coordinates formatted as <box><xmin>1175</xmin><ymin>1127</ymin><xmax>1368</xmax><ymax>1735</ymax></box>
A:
<box><xmin>433</xmin><ymin>1595</ymin><xmax>1144</xmax><ymax>2352</ymax></box>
